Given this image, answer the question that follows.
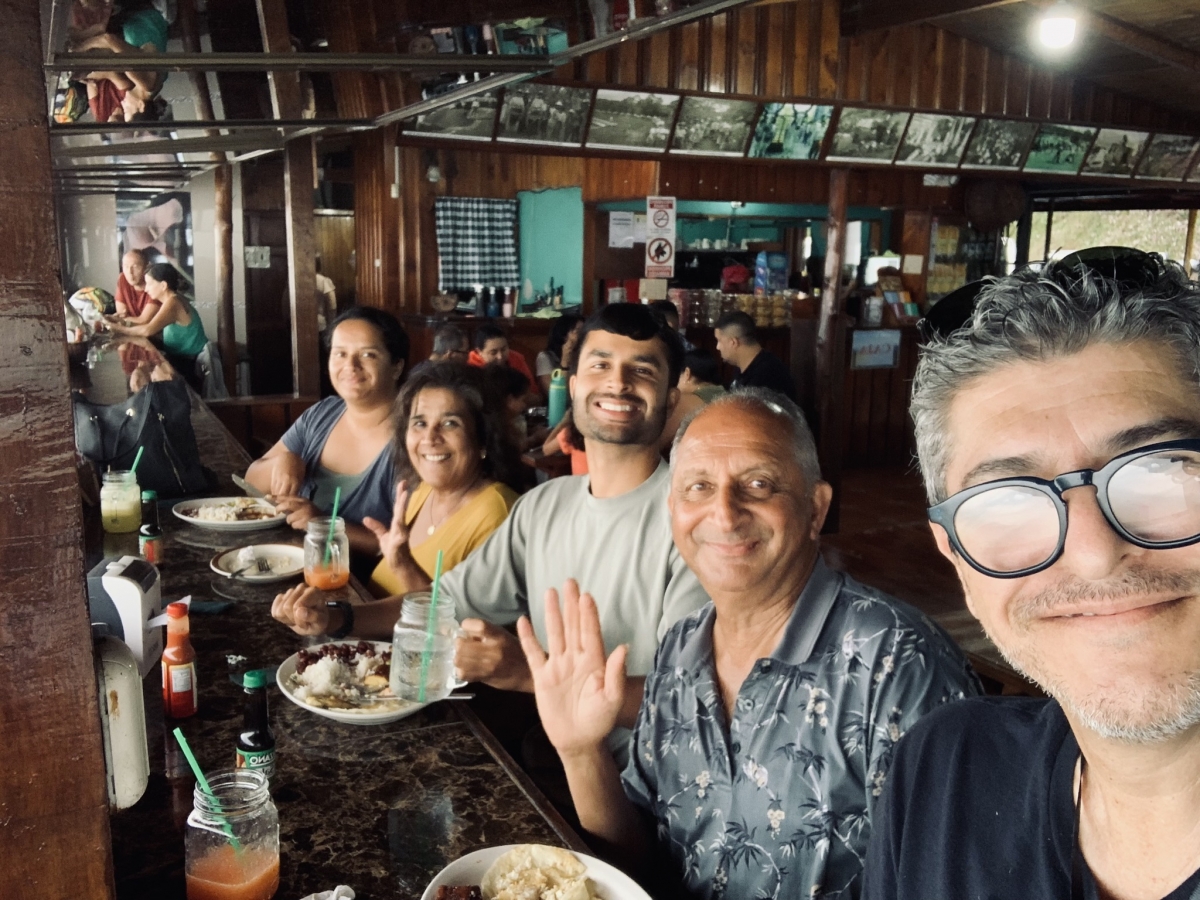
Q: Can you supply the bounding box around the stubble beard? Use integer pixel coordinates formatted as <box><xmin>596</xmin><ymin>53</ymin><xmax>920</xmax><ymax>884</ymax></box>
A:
<box><xmin>576</xmin><ymin>392</ymin><xmax>666</xmax><ymax>447</ymax></box>
<box><xmin>969</xmin><ymin>566</ymin><xmax>1200</xmax><ymax>743</ymax></box>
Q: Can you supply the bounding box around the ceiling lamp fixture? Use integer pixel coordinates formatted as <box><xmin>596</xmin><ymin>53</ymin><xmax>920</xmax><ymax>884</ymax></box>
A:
<box><xmin>1037</xmin><ymin>4</ymin><xmax>1078</xmax><ymax>50</ymax></box>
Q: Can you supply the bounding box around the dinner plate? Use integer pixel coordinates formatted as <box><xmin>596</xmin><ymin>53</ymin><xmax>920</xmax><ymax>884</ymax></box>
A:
<box><xmin>173</xmin><ymin>497</ymin><xmax>286</xmax><ymax>531</ymax></box>
<box><xmin>209</xmin><ymin>543</ymin><xmax>304</xmax><ymax>584</ymax></box>
<box><xmin>276</xmin><ymin>641</ymin><xmax>428</xmax><ymax>726</ymax></box>
<box><xmin>421</xmin><ymin>846</ymin><xmax>653</xmax><ymax>900</ymax></box>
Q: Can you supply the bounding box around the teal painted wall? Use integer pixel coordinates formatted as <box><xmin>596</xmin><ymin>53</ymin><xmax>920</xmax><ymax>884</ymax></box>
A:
<box><xmin>518</xmin><ymin>187</ymin><xmax>583</xmax><ymax>309</ymax></box>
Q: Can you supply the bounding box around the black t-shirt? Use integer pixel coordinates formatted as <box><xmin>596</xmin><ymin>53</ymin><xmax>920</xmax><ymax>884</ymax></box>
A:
<box><xmin>729</xmin><ymin>349</ymin><xmax>796</xmax><ymax>400</ymax></box>
<box><xmin>863</xmin><ymin>697</ymin><xmax>1200</xmax><ymax>900</ymax></box>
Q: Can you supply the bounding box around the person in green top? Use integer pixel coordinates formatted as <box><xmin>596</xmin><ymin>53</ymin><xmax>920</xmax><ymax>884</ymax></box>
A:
<box><xmin>108</xmin><ymin>262</ymin><xmax>208</xmax><ymax>359</ymax></box>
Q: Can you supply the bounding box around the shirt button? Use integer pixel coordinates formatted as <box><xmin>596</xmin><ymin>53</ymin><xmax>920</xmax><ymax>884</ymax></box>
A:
<box><xmin>731</xmin><ymin>741</ymin><xmax>741</xmax><ymax>754</ymax></box>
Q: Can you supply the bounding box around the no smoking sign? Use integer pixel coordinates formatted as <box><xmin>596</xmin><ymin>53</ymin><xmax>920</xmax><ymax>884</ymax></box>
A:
<box><xmin>645</xmin><ymin>195</ymin><xmax>676</xmax><ymax>279</ymax></box>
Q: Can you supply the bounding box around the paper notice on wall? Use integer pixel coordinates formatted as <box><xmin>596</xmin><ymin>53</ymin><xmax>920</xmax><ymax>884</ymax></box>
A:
<box><xmin>901</xmin><ymin>254</ymin><xmax>924</xmax><ymax>275</ymax></box>
<box><xmin>609</xmin><ymin>211</ymin><xmax>635</xmax><ymax>248</ymax></box>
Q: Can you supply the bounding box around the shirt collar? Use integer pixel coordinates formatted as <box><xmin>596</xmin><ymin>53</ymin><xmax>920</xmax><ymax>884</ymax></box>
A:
<box><xmin>673</xmin><ymin>555</ymin><xmax>844</xmax><ymax>673</ymax></box>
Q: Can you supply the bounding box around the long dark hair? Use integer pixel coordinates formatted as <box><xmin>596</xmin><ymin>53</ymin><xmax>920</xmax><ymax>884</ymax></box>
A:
<box><xmin>326</xmin><ymin>306</ymin><xmax>410</xmax><ymax>369</ymax></box>
<box><xmin>544</xmin><ymin>314</ymin><xmax>582</xmax><ymax>363</ymax></box>
<box><xmin>391</xmin><ymin>362</ymin><xmax>527</xmax><ymax>494</ymax></box>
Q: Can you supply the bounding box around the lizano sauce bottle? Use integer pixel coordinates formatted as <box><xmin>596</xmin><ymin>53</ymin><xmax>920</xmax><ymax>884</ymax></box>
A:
<box><xmin>163</xmin><ymin>602</ymin><xmax>198</xmax><ymax>718</ymax></box>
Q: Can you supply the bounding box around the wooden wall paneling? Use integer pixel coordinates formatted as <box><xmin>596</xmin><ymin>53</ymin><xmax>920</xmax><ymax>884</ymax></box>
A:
<box><xmin>678</xmin><ymin>20</ymin><xmax>701</xmax><ymax>91</ymax></box>
<box><xmin>314</xmin><ymin>213</ymin><xmax>356</xmax><ymax>307</ymax></box>
<box><xmin>1</xmin><ymin>0</ymin><xmax>113</xmax><ymax>892</ymax></box>
<box><xmin>914</xmin><ymin>27</ymin><xmax>940</xmax><ymax>109</ymax></box>
<box><xmin>985</xmin><ymin>48</ymin><xmax>1007</xmax><ymax>114</ymax></box>
<box><xmin>645</xmin><ymin>31</ymin><xmax>672</xmax><ymax>89</ymax></box>
<box><xmin>765</xmin><ymin>3</ymin><xmax>788</xmax><ymax>99</ymax></box>
<box><xmin>583</xmin><ymin>47</ymin><xmax>607</xmax><ymax>83</ymax></box>
<box><xmin>255</xmin><ymin>0</ymin><xmax>303</xmax><ymax>118</ymax></box>
<box><xmin>817</xmin><ymin>0</ymin><xmax>840</xmax><ymax>99</ymax></box>
<box><xmin>615</xmin><ymin>39</ymin><xmax>639</xmax><ymax>86</ymax></box>
<box><xmin>284</xmin><ymin>137</ymin><xmax>320</xmax><ymax>396</ymax></box>
<box><xmin>961</xmin><ymin>41</ymin><xmax>986</xmax><ymax>113</ymax></box>
<box><xmin>866</xmin><ymin>363</ymin><xmax>892</xmax><ymax>465</ymax></box>
<box><xmin>1049</xmin><ymin>74</ymin><xmax>1074</xmax><ymax>121</ymax></box>
<box><xmin>1006</xmin><ymin>57</ymin><xmax>1032</xmax><ymax>118</ymax></box>
<box><xmin>707</xmin><ymin>12</ymin><xmax>728</xmax><ymax>93</ymax></box>
<box><xmin>865</xmin><ymin>30</ymin><xmax>891</xmax><ymax>106</ymax></box>
<box><xmin>1092</xmin><ymin>88</ymin><xmax>1114</xmax><ymax>124</ymax></box>
<box><xmin>794</xmin><ymin>0</ymin><xmax>815</xmax><ymax>97</ymax></box>
<box><xmin>884</xmin><ymin>328</ymin><xmax>918</xmax><ymax>462</ymax></box>
<box><xmin>1029</xmin><ymin>68</ymin><xmax>1054</xmax><ymax>120</ymax></box>
<box><xmin>1111</xmin><ymin>93</ymin><xmax>1131</xmax><ymax>126</ymax></box>
<box><xmin>1074</xmin><ymin>79</ymin><xmax>1094</xmax><ymax>123</ymax></box>
<box><xmin>353</xmin><ymin>130</ymin><xmax>391</xmax><ymax>309</ymax></box>
<box><xmin>734</xmin><ymin>7</ymin><xmax>758</xmax><ymax>96</ymax></box>
<box><xmin>843</xmin><ymin>33</ymin><xmax>865</xmax><ymax>102</ymax></box>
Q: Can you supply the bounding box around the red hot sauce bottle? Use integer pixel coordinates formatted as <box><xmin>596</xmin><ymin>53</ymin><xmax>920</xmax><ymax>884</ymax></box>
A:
<box><xmin>162</xmin><ymin>602</ymin><xmax>198</xmax><ymax>718</ymax></box>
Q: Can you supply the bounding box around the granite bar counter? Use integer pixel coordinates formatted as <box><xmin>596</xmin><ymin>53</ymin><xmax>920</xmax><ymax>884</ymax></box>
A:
<box><xmin>83</xmin><ymin>343</ymin><xmax>587</xmax><ymax>900</ymax></box>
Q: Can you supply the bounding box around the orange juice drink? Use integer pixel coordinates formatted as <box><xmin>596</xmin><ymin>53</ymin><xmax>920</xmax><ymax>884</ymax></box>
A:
<box><xmin>185</xmin><ymin>844</ymin><xmax>279</xmax><ymax>900</ymax></box>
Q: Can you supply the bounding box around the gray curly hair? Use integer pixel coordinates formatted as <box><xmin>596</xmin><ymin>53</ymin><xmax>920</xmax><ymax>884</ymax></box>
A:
<box><xmin>671</xmin><ymin>387</ymin><xmax>823</xmax><ymax>487</ymax></box>
<box><xmin>911</xmin><ymin>258</ymin><xmax>1200</xmax><ymax>506</ymax></box>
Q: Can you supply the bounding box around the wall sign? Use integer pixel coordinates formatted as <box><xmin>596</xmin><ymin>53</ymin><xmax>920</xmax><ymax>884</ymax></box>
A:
<box><xmin>851</xmin><ymin>329</ymin><xmax>902</xmax><ymax>369</ymax></box>
<box><xmin>644</xmin><ymin>195</ymin><xmax>676</xmax><ymax>279</ymax></box>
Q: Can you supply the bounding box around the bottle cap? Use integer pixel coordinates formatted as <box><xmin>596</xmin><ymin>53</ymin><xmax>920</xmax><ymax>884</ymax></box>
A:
<box><xmin>141</xmin><ymin>490</ymin><xmax>158</xmax><ymax>502</ymax></box>
<box><xmin>243</xmin><ymin>669</ymin><xmax>266</xmax><ymax>689</ymax></box>
<box><xmin>166</xmin><ymin>602</ymin><xmax>189</xmax><ymax>618</ymax></box>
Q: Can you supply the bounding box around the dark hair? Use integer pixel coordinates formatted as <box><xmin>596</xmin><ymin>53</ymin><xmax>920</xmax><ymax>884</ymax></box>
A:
<box><xmin>145</xmin><ymin>263</ymin><xmax>179</xmax><ymax>292</ymax></box>
<box><xmin>648</xmin><ymin>300</ymin><xmax>680</xmax><ymax>327</ymax></box>
<box><xmin>432</xmin><ymin>323</ymin><xmax>468</xmax><ymax>356</ymax></box>
<box><xmin>682</xmin><ymin>349</ymin><xmax>721</xmax><ymax>386</ymax></box>
<box><xmin>474</xmin><ymin>323</ymin><xmax>507</xmax><ymax>351</ymax></box>
<box><xmin>126</xmin><ymin>95</ymin><xmax>169</xmax><ymax>124</ymax></box>
<box><xmin>391</xmin><ymin>362</ymin><xmax>526</xmax><ymax>494</ymax></box>
<box><xmin>575</xmin><ymin>303</ymin><xmax>685</xmax><ymax>387</ymax></box>
<box><xmin>326</xmin><ymin>306</ymin><xmax>410</xmax><ymax>368</ymax></box>
<box><xmin>493</xmin><ymin>364</ymin><xmax>530</xmax><ymax>398</ymax></box>
<box><xmin>544</xmin><ymin>314</ymin><xmax>582</xmax><ymax>361</ymax></box>
<box><xmin>715</xmin><ymin>310</ymin><xmax>759</xmax><ymax>345</ymax></box>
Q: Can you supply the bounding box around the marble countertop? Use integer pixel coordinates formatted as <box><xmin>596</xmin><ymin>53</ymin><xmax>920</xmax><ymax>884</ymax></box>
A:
<box><xmin>102</xmin><ymin>384</ymin><xmax>585</xmax><ymax>900</ymax></box>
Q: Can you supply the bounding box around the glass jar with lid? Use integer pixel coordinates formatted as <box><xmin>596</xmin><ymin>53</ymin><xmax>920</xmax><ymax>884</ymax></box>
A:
<box><xmin>390</xmin><ymin>591</ymin><xmax>460</xmax><ymax>704</ymax></box>
<box><xmin>100</xmin><ymin>470</ymin><xmax>142</xmax><ymax>534</ymax></box>
<box><xmin>303</xmin><ymin>516</ymin><xmax>349</xmax><ymax>590</ymax></box>
<box><xmin>184</xmin><ymin>769</ymin><xmax>279</xmax><ymax>900</ymax></box>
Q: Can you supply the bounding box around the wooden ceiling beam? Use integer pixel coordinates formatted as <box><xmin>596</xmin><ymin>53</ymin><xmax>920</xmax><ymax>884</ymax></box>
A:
<box><xmin>1084</xmin><ymin>10</ymin><xmax>1200</xmax><ymax>75</ymax></box>
<box><xmin>841</xmin><ymin>0</ymin><xmax>1025</xmax><ymax>36</ymax></box>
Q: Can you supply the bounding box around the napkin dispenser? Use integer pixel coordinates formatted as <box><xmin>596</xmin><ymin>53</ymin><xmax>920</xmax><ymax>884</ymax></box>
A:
<box><xmin>94</xmin><ymin>629</ymin><xmax>150</xmax><ymax>810</ymax></box>
<box><xmin>88</xmin><ymin>555</ymin><xmax>163</xmax><ymax>679</ymax></box>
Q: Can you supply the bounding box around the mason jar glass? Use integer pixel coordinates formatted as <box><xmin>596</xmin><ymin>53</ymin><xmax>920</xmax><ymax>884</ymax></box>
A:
<box><xmin>303</xmin><ymin>517</ymin><xmax>349</xmax><ymax>590</ymax></box>
<box><xmin>100</xmin><ymin>470</ymin><xmax>142</xmax><ymax>534</ymax></box>
<box><xmin>390</xmin><ymin>591</ymin><xmax>459</xmax><ymax>704</ymax></box>
<box><xmin>184</xmin><ymin>769</ymin><xmax>279</xmax><ymax>900</ymax></box>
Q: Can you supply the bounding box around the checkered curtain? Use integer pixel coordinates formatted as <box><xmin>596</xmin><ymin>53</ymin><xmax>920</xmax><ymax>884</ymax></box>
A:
<box><xmin>434</xmin><ymin>197</ymin><xmax>520</xmax><ymax>291</ymax></box>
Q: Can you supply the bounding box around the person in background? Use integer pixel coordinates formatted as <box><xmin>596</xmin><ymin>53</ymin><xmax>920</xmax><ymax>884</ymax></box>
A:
<box><xmin>535</xmin><ymin>314</ymin><xmax>582</xmax><ymax>395</ymax></box>
<box><xmin>429</xmin><ymin>324</ymin><xmax>469</xmax><ymax>363</ymax></box>
<box><xmin>114</xmin><ymin>248</ymin><xmax>158</xmax><ymax>324</ymax></box>
<box><xmin>648</xmin><ymin>299</ymin><xmax>695</xmax><ymax>351</ymax></box>
<box><xmin>469</xmin><ymin>322</ymin><xmax>538</xmax><ymax>394</ymax></box>
<box><xmin>498</xmin><ymin>366</ymin><xmax>547</xmax><ymax>455</ymax></box>
<box><xmin>714</xmin><ymin>310</ymin><xmax>796</xmax><ymax>400</ymax></box>
<box><xmin>75</xmin><ymin>6</ymin><xmax>168</xmax><ymax>123</ymax></box>
<box><xmin>245</xmin><ymin>307</ymin><xmax>408</xmax><ymax>561</ymax></box>
<box><xmin>517</xmin><ymin>391</ymin><xmax>978</xmax><ymax>899</ymax></box>
<box><xmin>679</xmin><ymin>349</ymin><xmax>726</xmax><ymax>403</ymax></box>
<box><xmin>864</xmin><ymin>255</ymin><xmax>1200</xmax><ymax>899</ymax></box>
<box><xmin>356</xmin><ymin>362</ymin><xmax>524</xmax><ymax>598</ymax></box>
<box><xmin>106</xmin><ymin>263</ymin><xmax>207</xmax><ymax>374</ymax></box>
<box><xmin>315</xmin><ymin>256</ymin><xmax>337</xmax><ymax>332</ymax></box>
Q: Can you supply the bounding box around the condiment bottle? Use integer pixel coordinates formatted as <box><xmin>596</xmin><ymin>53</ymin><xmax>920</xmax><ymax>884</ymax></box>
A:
<box><xmin>162</xmin><ymin>602</ymin><xmax>198</xmax><ymax>718</ymax></box>
<box><xmin>235</xmin><ymin>670</ymin><xmax>276</xmax><ymax>778</ymax></box>
<box><xmin>100</xmin><ymin>469</ymin><xmax>142</xmax><ymax>533</ymax></box>
<box><xmin>138</xmin><ymin>489</ymin><xmax>163</xmax><ymax>564</ymax></box>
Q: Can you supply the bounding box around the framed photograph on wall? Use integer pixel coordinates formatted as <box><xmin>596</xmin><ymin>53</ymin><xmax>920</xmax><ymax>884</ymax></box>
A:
<box><xmin>851</xmin><ymin>329</ymin><xmax>902</xmax><ymax>369</ymax></box>
<box><xmin>826</xmin><ymin>108</ymin><xmax>911</xmax><ymax>163</ymax></box>
<box><xmin>1136</xmin><ymin>134</ymin><xmax>1200</xmax><ymax>181</ymax></box>
<box><xmin>404</xmin><ymin>92</ymin><xmax>499</xmax><ymax>141</ymax></box>
<box><xmin>1023</xmin><ymin>124</ymin><xmax>1097</xmax><ymax>174</ymax></box>
<box><xmin>1080</xmin><ymin>128</ymin><xmax>1149</xmax><ymax>177</ymax></box>
<box><xmin>747</xmin><ymin>102</ymin><xmax>833</xmax><ymax>160</ymax></box>
<box><xmin>895</xmin><ymin>113</ymin><xmax>976</xmax><ymax>167</ymax></box>
<box><xmin>497</xmin><ymin>83</ymin><xmax>592</xmax><ymax>147</ymax></box>
<box><xmin>670</xmin><ymin>96</ymin><xmax>758</xmax><ymax>156</ymax></box>
<box><xmin>586</xmin><ymin>89</ymin><xmax>680</xmax><ymax>152</ymax></box>
<box><xmin>961</xmin><ymin>119</ymin><xmax>1037</xmax><ymax>169</ymax></box>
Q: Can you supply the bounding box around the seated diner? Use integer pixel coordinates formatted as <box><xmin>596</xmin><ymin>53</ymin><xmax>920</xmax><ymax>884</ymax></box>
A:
<box><xmin>244</xmin><ymin>306</ymin><xmax>408</xmax><ymax>560</ymax></box>
<box><xmin>106</xmin><ymin>263</ymin><xmax>208</xmax><ymax>375</ymax></box>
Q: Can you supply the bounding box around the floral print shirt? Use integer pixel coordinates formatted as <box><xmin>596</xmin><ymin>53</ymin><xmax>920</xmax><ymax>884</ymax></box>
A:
<box><xmin>621</xmin><ymin>557</ymin><xmax>981</xmax><ymax>900</ymax></box>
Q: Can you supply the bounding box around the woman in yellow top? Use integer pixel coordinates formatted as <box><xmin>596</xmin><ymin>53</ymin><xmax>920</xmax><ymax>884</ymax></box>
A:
<box><xmin>364</xmin><ymin>362</ymin><xmax>527</xmax><ymax>597</ymax></box>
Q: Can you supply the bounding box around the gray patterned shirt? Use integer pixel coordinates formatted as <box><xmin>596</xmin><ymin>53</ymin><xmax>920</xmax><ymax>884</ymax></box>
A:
<box><xmin>621</xmin><ymin>557</ymin><xmax>980</xmax><ymax>900</ymax></box>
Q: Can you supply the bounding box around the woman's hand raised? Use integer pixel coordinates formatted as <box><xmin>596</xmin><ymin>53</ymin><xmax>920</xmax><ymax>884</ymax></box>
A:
<box><xmin>363</xmin><ymin>480</ymin><xmax>412</xmax><ymax>574</ymax></box>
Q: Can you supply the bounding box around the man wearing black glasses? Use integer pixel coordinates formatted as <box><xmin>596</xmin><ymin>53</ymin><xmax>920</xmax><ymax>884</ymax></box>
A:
<box><xmin>864</xmin><ymin>250</ymin><xmax>1200</xmax><ymax>900</ymax></box>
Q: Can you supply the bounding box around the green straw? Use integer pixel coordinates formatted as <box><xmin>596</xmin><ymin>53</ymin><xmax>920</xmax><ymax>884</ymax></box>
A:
<box><xmin>172</xmin><ymin>727</ymin><xmax>243</xmax><ymax>852</ymax></box>
<box><xmin>322</xmin><ymin>486</ymin><xmax>342</xmax><ymax>566</ymax></box>
<box><xmin>418</xmin><ymin>550</ymin><xmax>445</xmax><ymax>703</ymax></box>
<box><xmin>129</xmin><ymin>446</ymin><xmax>144</xmax><ymax>475</ymax></box>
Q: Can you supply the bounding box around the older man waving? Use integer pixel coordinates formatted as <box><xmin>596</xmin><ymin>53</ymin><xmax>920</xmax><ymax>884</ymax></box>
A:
<box><xmin>518</xmin><ymin>390</ymin><xmax>978</xmax><ymax>899</ymax></box>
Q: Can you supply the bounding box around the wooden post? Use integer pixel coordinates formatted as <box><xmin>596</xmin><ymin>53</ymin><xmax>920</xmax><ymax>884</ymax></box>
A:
<box><xmin>215</xmin><ymin>165</ymin><xmax>238</xmax><ymax>392</ymax></box>
<box><xmin>817</xmin><ymin>167</ymin><xmax>850</xmax><ymax>533</ymax></box>
<box><xmin>1043</xmin><ymin>200</ymin><xmax>1054</xmax><ymax>262</ymax></box>
<box><xmin>1</xmin><ymin>0</ymin><xmax>113</xmax><ymax>894</ymax></box>
<box><xmin>1185</xmin><ymin>209</ymin><xmax>1197</xmax><ymax>280</ymax></box>
<box><xmin>1014</xmin><ymin>206</ymin><xmax>1033</xmax><ymax>268</ymax></box>
<box><xmin>285</xmin><ymin>137</ymin><xmax>320</xmax><ymax>397</ymax></box>
<box><xmin>255</xmin><ymin>0</ymin><xmax>304</xmax><ymax>119</ymax></box>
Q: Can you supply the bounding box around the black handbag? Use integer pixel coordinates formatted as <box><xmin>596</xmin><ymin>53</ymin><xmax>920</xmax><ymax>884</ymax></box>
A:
<box><xmin>73</xmin><ymin>379</ymin><xmax>213</xmax><ymax>497</ymax></box>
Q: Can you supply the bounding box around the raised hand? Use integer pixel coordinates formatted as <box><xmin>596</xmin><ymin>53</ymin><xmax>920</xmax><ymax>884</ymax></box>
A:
<box><xmin>271</xmin><ymin>584</ymin><xmax>331</xmax><ymax>636</ymax></box>
<box><xmin>268</xmin><ymin>450</ymin><xmax>306</xmax><ymax>499</ymax></box>
<box><xmin>517</xmin><ymin>580</ymin><xmax>627</xmax><ymax>757</ymax></box>
<box><xmin>363</xmin><ymin>481</ymin><xmax>412</xmax><ymax>574</ymax></box>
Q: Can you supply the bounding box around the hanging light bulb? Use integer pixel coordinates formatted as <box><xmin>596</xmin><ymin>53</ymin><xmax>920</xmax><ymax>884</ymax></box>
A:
<box><xmin>1038</xmin><ymin>4</ymin><xmax>1077</xmax><ymax>50</ymax></box>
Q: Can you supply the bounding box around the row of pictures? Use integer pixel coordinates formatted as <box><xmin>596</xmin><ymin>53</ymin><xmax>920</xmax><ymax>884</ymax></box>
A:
<box><xmin>403</xmin><ymin>83</ymin><xmax>1200</xmax><ymax>182</ymax></box>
